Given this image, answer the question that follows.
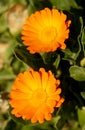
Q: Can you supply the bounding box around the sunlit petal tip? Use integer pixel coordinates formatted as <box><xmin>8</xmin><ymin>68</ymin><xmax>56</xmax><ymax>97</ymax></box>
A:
<box><xmin>56</xmin><ymin>79</ymin><xmax>60</xmax><ymax>86</ymax></box>
<box><xmin>56</xmin><ymin>98</ymin><xmax>65</xmax><ymax>108</ymax></box>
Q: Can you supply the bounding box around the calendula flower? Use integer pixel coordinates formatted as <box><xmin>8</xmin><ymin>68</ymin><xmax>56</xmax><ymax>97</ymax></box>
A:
<box><xmin>9</xmin><ymin>68</ymin><xmax>64</xmax><ymax>123</ymax></box>
<box><xmin>21</xmin><ymin>8</ymin><xmax>71</xmax><ymax>53</ymax></box>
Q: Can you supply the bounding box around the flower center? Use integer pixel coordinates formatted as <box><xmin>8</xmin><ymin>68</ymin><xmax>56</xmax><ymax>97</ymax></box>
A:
<box><xmin>31</xmin><ymin>89</ymin><xmax>47</xmax><ymax>107</ymax></box>
<box><xmin>40</xmin><ymin>26</ymin><xmax>57</xmax><ymax>43</ymax></box>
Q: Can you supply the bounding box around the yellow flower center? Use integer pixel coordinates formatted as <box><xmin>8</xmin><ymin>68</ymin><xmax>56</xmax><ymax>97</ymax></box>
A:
<box><xmin>31</xmin><ymin>89</ymin><xmax>47</xmax><ymax>107</ymax></box>
<box><xmin>40</xmin><ymin>26</ymin><xmax>57</xmax><ymax>43</ymax></box>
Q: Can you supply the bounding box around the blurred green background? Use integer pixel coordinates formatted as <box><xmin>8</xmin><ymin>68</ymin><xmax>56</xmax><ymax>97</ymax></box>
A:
<box><xmin>0</xmin><ymin>0</ymin><xmax>85</xmax><ymax>130</ymax></box>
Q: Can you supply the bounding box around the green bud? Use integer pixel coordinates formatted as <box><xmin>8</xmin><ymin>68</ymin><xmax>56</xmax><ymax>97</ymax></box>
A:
<box><xmin>80</xmin><ymin>58</ymin><xmax>85</xmax><ymax>67</ymax></box>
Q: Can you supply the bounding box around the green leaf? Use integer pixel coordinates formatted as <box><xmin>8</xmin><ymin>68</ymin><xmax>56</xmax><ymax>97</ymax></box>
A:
<box><xmin>14</xmin><ymin>45</ymin><xmax>45</xmax><ymax>70</ymax></box>
<box><xmin>82</xmin><ymin>125</ymin><xmax>85</xmax><ymax>130</ymax></box>
<box><xmin>8</xmin><ymin>107</ymin><xmax>30</xmax><ymax>125</ymax></box>
<box><xmin>21</xmin><ymin>124</ymin><xmax>52</xmax><ymax>130</ymax></box>
<box><xmin>80</xmin><ymin>17</ymin><xmax>85</xmax><ymax>45</ymax></box>
<box><xmin>4</xmin><ymin>40</ymin><xmax>18</xmax><ymax>62</ymax></box>
<box><xmin>53</xmin><ymin>54</ymin><xmax>60</xmax><ymax>69</ymax></box>
<box><xmin>69</xmin><ymin>65</ymin><xmax>85</xmax><ymax>81</ymax></box>
<box><xmin>12</xmin><ymin>0</ymin><xmax>27</xmax><ymax>5</ymax></box>
<box><xmin>21</xmin><ymin>125</ymin><xmax>34</xmax><ymax>130</ymax></box>
<box><xmin>80</xmin><ymin>92</ymin><xmax>85</xmax><ymax>99</ymax></box>
<box><xmin>4</xmin><ymin>119</ymin><xmax>23</xmax><ymax>130</ymax></box>
<box><xmin>0</xmin><ymin>0</ymin><xmax>10</xmax><ymax>14</ymax></box>
<box><xmin>62</xmin><ymin>49</ymin><xmax>77</xmax><ymax>64</ymax></box>
<box><xmin>80</xmin><ymin>58</ymin><xmax>85</xmax><ymax>67</ymax></box>
<box><xmin>49</xmin><ymin>0</ymin><xmax>82</xmax><ymax>10</ymax></box>
<box><xmin>12</xmin><ymin>59</ymin><xmax>27</xmax><ymax>74</ymax></box>
<box><xmin>0</xmin><ymin>31</ymin><xmax>12</xmax><ymax>44</ymax></box>
<box><xmin>28</xmin><ymin>0</ymin><xmax>52</xmax><ymax>15</ymax></box>
<box><xmin>78</xmin><ymin>108</ymin><xmax>85</xmax><ymax>127</ymax></box>
<box><xmin>0</xmin><ymin>15</ymin><xmax>8</xmax><ymax>32</ymax></box>
<box><xmin>81</xmin><ymin>27</ymin><xmax>85</xmax><ymax>44</ymax></box>
<box><xmin>0</xmin><ymin>68</ymin><xmax>15</xmax><ymax>80</ymax></box>
<box><xmin>28</xmin><ymin>2</ymin><xmax>36</xmax><ymax>16</ymax></box>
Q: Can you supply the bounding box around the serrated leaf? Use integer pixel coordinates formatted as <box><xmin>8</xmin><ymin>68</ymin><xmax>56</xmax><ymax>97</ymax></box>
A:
<box><xmin>14</xmin><ymin>45</ymin><xmax>45</xmax><ymax>70</ymax></box>
<box><xmin>69</xmin><ymin>65</ymin><xmax>85</xmax><ymax>81</ymax></box>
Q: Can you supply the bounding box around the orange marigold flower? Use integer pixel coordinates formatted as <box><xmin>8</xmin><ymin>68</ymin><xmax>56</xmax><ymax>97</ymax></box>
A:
<box><xmin>9</xmin><ymin>68</ymin><xmax>64</xmax><ymax>123</ymax></box>
<box><xmin>21</xmin><ymin>8</ymin><xmax>71</xmax><ymax>53</ymax></box>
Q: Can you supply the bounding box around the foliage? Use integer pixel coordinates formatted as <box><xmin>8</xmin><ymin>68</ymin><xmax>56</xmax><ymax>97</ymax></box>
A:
<box><xmin>0</xmin><ymin>0</ymin><xmax>85</xmax><ymax>130</ymax></box>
